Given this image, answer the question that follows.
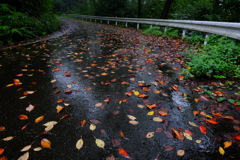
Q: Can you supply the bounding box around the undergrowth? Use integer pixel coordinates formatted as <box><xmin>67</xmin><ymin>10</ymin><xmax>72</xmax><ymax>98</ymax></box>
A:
<box><xmin>0</xmin><ymin>3</ymin><xmax>60</xmax><ymax>45</ymax></box>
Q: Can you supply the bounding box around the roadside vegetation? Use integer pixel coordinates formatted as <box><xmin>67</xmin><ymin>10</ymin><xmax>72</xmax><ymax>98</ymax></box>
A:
<box><xmin>0</xmin><ymin>3</ymin><xmax>60</xmax><ymax>45</ymax></box>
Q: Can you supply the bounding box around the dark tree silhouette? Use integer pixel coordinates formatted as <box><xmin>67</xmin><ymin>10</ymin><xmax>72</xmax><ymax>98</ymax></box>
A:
<box><xmin>160</xmin><ymin>0</ymin><xmax>174</xmax><ymax>19</ymax></box>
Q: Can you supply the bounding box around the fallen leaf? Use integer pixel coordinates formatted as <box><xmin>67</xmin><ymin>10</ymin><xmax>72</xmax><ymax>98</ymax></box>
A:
<box><xmin>118</xmin><ymin>148</ymin><xmax>130</xmax><ymax>158</ymax></box>
<box><xmin>6</xmin><ymin>83</ymin><xmax>14</xmax><ymax>87</ymax></box>
<box><xmin>43</xmin><ymin>121</ymin><xmax>58</xmax><ymax>132</ymax></box>
<box><xmin>26</xmin><ymin>104</ymin><xmax>35</xmax><ymax>112</ymax></box>
<box><xmin>184</xmin><ymin>129</ymin><xmax>193</xmax><ymax>136</ymax></box>
<box><xmin>106</xmin><ymin>154</ymin><xmax>115</xmax><ymax>160</ymax></box>
<box><xmin>41</xmin><ymin>138</ymin><xmax>51</xmax><ymax>148</ymax></box>
<box><xmin>18</xmin><ymin>152</ymin><xmax>29</xmax><ymax>160</ymax></box>
<box><xmin>95</xmin><ymin>103</ymin><xmax>103</xmax><ymax>107</ymax></box>
<box><xmin>120</xmin><ymin>131</ymin><xmax>125</xmax><ymax>138</ymax></box>
<box><xmin>60</xmin><ymin>113</ymin><xmax>70</xmax><ymax>120</ymax></box>
<box><xmin>164</xmin><ymin>131</ymin><xmax>173</xmax><ymax>138</ymax></box>
<box><xmin>171</xmin><ymin>128</ymin><xmax>184</xmax><ymax>141</ymax></box>
<box><xmin>173</xmin><ymin>85</ymin><xmax>178</xmax><ymax>91</ymax></box>
<box><xmin>223</xmin><ymin>141</ymin><xmax>232</xmax><ymax>148</ymax></box>
<box><xmin>183</xmin><ymin>132</ymin><xmax>192</xmax><ymax>140</ymax></box>
<box><xmin>19</xmin><ymin>115</ymin><xmax>28</xmax><ymax>120</ymax></box>
<box><xmin>207</xmin><ymin>119</ymin><xmax>218</xmax><ymax>124</ymax></box>
<box><xmin>64</xmin><ymin>90</ymin><xmax>72</xmax><ymax>94</ymax></box>
<box><xmin>153</xmin><ymin>117</ymin><xmax>163</xmax><ymax>122</ymax></box>
<box><xmin>164</xmin><ymin>146</ymin><xmax>174</xmax><ymax>151</ymax></box>
<box><xmin>33</xmin><ymin>147</ymin><xmax>42</xmax><ymax>151</ymax></box>
<box><xmin>0</xmin><ymin>126</ymin><xmax>6</xmax><ymax>131</ymax></box>
<box><xmin>133</xmin><ymin>91</ymin><xmax>140</xmax><ymax>96</ymax></box>
<box><xmin>126</xmin><ymin>91</ymin><xmax>133</xmax><ymax>96</ymax></box>
<box><xmin>104</xmin><ymin>98</ymin><xmax>111</xmax><ymax>103</ymax></box>
<box><xmin>129</xmin><ymin>120</ymin><xmax>139</xmax><ymax>125</ymax></box>
<box><xmin>56</xmin><ymin>106</ymin><xmax>64</xmax><ymax>113</ymax></box>
<box><xmin>0</xmin><ymin>156</ymin><xmax>7</xmax><ymax>160</ymax></box>
<box><xmin>234</xmin><ymin>134</ymin><xmax>240</xmax><ymax>140</ymax></box>
<box><xmin>76</xmin><ymin>137</ymin><xmax>84</xmax><ymax>150</ymax></box>
<box><xmin>177</xmin><ymin>150</ymin><xmax>185</xmax><ymax>156</ymax></box>
<box><xmin>188</xmin><ymin>121</ymin><xmax>198</xmax><ymax>127</ymax></box>
<box><xmin>146</xmin><ymin>104</ymin><xmax>156</xmax><ymax>109</ymax></box>
<box><xmin>85</xmin><ymin>87</ymin><xmax>92</xmax><ymax>91</ymax></box>
<box><xmin>196</xmin><ymin>140</ymin><xmax>202</xmax><ymax>143</ymax></box>
<box><xmin>2</xmin><ymin>136</ymin><xmax>14</xmax><ymax>141</ymax></box>
<box><xmin>193</xmin><ymin>110</ymin><xmax>199</xmax><ymax>116</ymax></box>
<box><xmin>0</xmin><ymin>148</ymin><xmax>4</xmax><ymax>155</ymax></box>
<box><xmin>147</xmin><ymin>111</ymin><xmax>154</xmax><ymax>115</ymax></box>
<box><xmin>219</xmin><ymin>147</ymin><xmax>225</xmax><ymax>155</ymax></box>
<box><xmin>80</xmin><ymin>120</ymin><xmax>87</xmax><ymax>127</ymax></box>
<box><xmin>95</xmin><ymin>138</ymin><xmax>105</xmax><ymax>149</ymax></box>
<box><xmin>20</xmin><ymin>145</ymin><xmax>31</xmax><ymax>152</ymax></box>
<box><xmin>158</xmin><ymin>110</ymin><xmax>169</xmax><ymax>116</ymax></box>
<box><xmin>35</xmin><ymin>116</ymin><xmax>44</xmax><ymax>123</ymax></box>
<box><xmin>146</xmin><ymin>132</ymin><xmax>154</xmax><ymax>138</ymax></box>
<box><xmin>57</xmin><ymin>99</ymin><xmax>65</xmax><ymax>103</ymax></box>
<box><xmin>137</xmin><ymin>104</ymin><xmax>144</xmax><ymax>108</ymax></box>
<box><xmin>127</xmin><ymin>115</ymin><xmax>137</xmax><ymax>120</ymax></box>
<box><xmin>90</xmin><ymin>124</ymin><xmax>96</xmax><ymax>131</ymax></box>
<box><xmin>138</xmin><ymin>93</ymin><xmax>148</xmax><ymax>98</ymax></box>
<box><xmin>199</xmin><ymin>126</ymin><xmax>207</xmax><ymax>134</ymax></box>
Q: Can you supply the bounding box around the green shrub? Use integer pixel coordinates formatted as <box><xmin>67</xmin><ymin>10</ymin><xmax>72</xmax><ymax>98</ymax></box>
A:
<box><xmin>182</xmin><ymin>35</ymin><xmax>240</xmax><ymax>79</ymax></box>
<box><xmin>163</xmin><ymin>27</ymin><xmax>181</xmax><ymax>38</ymax></box>
<box><xmin>143</xmin><ymin>26</ymin><xmax>163</xmax><ymax>36</ymax></box>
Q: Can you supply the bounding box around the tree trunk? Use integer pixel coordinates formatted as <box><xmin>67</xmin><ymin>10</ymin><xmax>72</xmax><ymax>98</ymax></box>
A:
<box><xmin>160</xmin><ymin>0</ymin><xmax>174</xmax><ymax>19</ymax></box>
<box><xmin>138</xmin><ymin>0</ymin><xmax>142</xmax><ymax>18</ymax></box>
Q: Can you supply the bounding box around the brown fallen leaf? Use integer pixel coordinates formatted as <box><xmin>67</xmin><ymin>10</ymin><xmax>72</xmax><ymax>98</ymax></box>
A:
<box><xmin>164</xmin><ymin>145</ymin><xmax>174</xmax><ymax>151</ymax></box>
<box><xmin>177</xmin><ymin>150</ymin><xmax>185</xmax><ymax>156</ymax></box>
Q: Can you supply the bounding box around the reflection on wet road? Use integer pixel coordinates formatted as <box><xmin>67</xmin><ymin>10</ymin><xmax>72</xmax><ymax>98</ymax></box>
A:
<box><xmin>0</xmin><ymin>19</ymin><xmax>239</xmax><ymax>160</ymax></box>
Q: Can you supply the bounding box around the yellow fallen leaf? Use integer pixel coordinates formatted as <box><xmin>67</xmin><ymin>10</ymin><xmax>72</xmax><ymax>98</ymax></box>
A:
<box><xmin>90</xmin><ymin>124</ymin><xmax>96</xmax><ymax>131</ymax></box>
<box><xmin>183</xmin><ymin>133</ymin><xmax>192</xmax><ymax>140</ymax></box>
<box><xmin>219</xmin><ymin>147</ymin><xmax>225</xmax><ymax>155</ymax></box>
<box><xmin>152</xmin><ymin>117</ymin><xmax>163</xmax><ymax>122</ymax></box>
<box><xmin>196</xmin><ymin>140</ymin><xmax>202</xmax><ymax>143</ymax></box>
<box><xmin>76</xmin><ymin>137</ymin><xmax>84</xmax><ymax>150</ymax></box>
<box><xmin>134</xmin><ymin>91</ymin><xmax>140</xmax><ymax>96</ymax></box>
<box><xmin>147</xmin><ymin>111</ymin><xmax>154</xmax><ymax>115</ymax></box>
<box><xmin>137</xmin><ymin>104</ymin><xmax>144</xmax><ymax>108</ymax></box>
<box><xmin>95</xmin><ymin>138</ymin><xmax>105</xmax><ymax>149</ymax></box>
<box><xmin>35</xmin><ymin>116</ymin><xmax>44</xmax><ymax>123</ymax></box>
<box><xmin>6</xmin><ymin>84</ymin><xmax>14</xmax><ymax>87</ymax></box>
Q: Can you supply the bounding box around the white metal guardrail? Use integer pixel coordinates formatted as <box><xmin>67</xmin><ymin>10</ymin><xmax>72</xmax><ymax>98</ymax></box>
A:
<box><xmin>69</xmin><ymin>14</ymin><xmax>240</xmax><ymax>42</ymax></box>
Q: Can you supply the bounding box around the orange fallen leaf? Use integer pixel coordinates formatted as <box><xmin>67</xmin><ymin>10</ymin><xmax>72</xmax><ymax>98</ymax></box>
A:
<box><xmin>158</xmin><ymin>110</ymin><xmax>169</xmax><ymax>116</ymax></box>
<box><xmin>57</xmin><ymin>107</ymin><xmax>64</xmax><ymax>113</ymax></box>
<box><xmin>171</xmin><ymin>128</ymin><xmax>184</xmax><ymax>142</ymax></box>
<box><xmin>153</xmin><ymin>90</ymin><xmax>160</xmax><ymax>94</ymax></box>
<box><xmin>64</xmin><ymin>90</ymin><xmax>72</xmax><ymax>94</ymax></box>
<box><xmin>0</xmin><ymin>156</ymin><xmax>7</xmax><ymax>160</ymax></box>
<box><xmin>215</xmin><ymin>91</ymin><xmax>223</xmax><ymax>96</ymax></box>
<box><xmin>118</xmin><ymin>148</ymin><xmax>130</xmax><ymax>158</ymax></box>
<box><xmin>207</xmin><ymin>119</ymin><xmax>218</xmax><ymax>124</ymax></box>
<box><xmin>85</xmin><ymin>87</ymin><xmax>92</xmax><ymax>91</ymax></box>
<box><xmin>146</xmin><ymin>104</ymin><xmax>156</xmax><ymax>109</ymax></box>
<box><xmin>120</xmin><ymin>131</ymin><xmax>125</xmax><ymax>138</ymax></box>
<box><xmin>35</xmin><ymin>116</ymin><xmax>44</xmax><ymax>123</ymax></box>
<box><xmin>138</xmin><ymin>93</ymin><xmax>148</xmax><ymax>98</ymax></box>
<box><xmin>57</xmin><ymin>99</ymin><xmax>65</xmax><ymax>103</ymax></box>
<box><xmin>224</xmin><ymin>116</ymin><xmax>234</xmax><ymax>120</ymax></box>
<box><xmin>179</xmin><ymin>75</ymin><xmax>184</xmax><ymax>80</ymax></box>
<box><xmin>193</xmin><ymin>110</ymin><xmax>199</xmax><ymax>116</ymax></box>
<box><xmin>101</xmin><ymin>73</ymin><xmax>108</xmax><ymax>76</ymax></box>
<box><xmin>194</xmin><ymin>98</ymin><xmax>200</xmax><ymax>102</ymax></box>
<box><xmin>41</xmin><ymin>138</ymin><xmax>51</xmax><ymax>148</ymax></box>
<box><xmin>143</xmin><ymin>87</ymin><xmax>150</xmax><ymax>91</ymax></box>
<box><xmin>223</xmin><ymin>141</ymin><xmax>232</xmax><ymax>148</ymax></box>
<box><xmin>126</xmin><ymin>91</ymin><xmax>133</xmax><ymax>96</ymax></box>
<box><xmin>60</xmin><ymin>114</ymin><xmax>70</xmax><ymax>120</ymax></box>
<box><xmin>19</xmin><ymin>115</ymin><xmax>28</xmax><ymax>120</ymax></box>
<box><xmin>80</xmin><ymin>120</ymin><xmax>87</xmax><ymax>127</ymax></box>
<box><xmin>104</xmin><ymin>98</ymin><xmax>111</xmax><ymax>103</ymax></box>
<box><xmin>54</xmin><ymin>90</ymin><xmax>61</xmax><ymax>94</ymax></box>
<box><xmin>199</xmin><ymin>126</ymin><xmax>207</xmax><ymax>134</ymax></box>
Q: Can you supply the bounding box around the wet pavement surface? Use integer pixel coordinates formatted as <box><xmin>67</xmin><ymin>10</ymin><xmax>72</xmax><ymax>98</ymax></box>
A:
<box><xmin>0</xmin><ymin>19</ymin><xmax>239</xmax><ymax>160</ymax></box>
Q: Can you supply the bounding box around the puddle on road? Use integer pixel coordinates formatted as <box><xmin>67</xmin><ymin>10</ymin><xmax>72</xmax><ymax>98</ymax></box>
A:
<box><xmin>0</xmin><ymin>19</ymin><xmax>239</xmax><ymax>160</ymax></box>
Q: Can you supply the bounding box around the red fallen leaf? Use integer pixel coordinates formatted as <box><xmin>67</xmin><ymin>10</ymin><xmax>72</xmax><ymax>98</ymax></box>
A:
<box><xmin>199</xmin><ymin>126</ymin><xmax>207</xmax><ymax>134</ymax></box>
<box><xmin>138</xmin><ymin>93</ymin><xmax>148</xmax><ymax>98</ymax></box>
<box><xmin>0</xmin><ymin>148</ymin><xmax>4</xmax><ymax>155</ymax></box>
<box><xmin>146</xmin><ymin>104</ymin><xmax>156</xmax><ymax>109</ymax></box>
<box><xmin>158</xmin><ymin>110</ymin><xmax>169</xmax><ymax>116</ymax></box>
<box><xmin>54</xmin><ymin>90</ymin><xmax>60</xmax><ymax>94</ymax></box>
<box><xmin>234</xmin><ymin>134</ymin><xmax>240</xmax><ymax>140</ymax></box>
<box><xmin>16</xmin><ymin>74</ymin><xmax>23</xmax><ymax>77</ymax></box>
<box><xmin>21</xmin><ymin>125</ymin><xmax>27</xmax><ymax>130</ymax></box>
<box><xmin>184</xmin><ymin>129</ymin><xmax>193</xmax><ymax>136</ymax></box>
<box><xmin>120</xmin><ymin>131</ymin><xmax>125</xmax><ymax>138</ymax></box>
<box><xmin>64</xmin><ymin>90</ymin><xmax>72</xmax><ymax>94</ymax></box>
<box><xmin>164</xmin><ymin>145</ymin><xmax>174</xmax><ymax>151</ymax></box>
<box><xmin>118</xmin><ymin>148</ymin><xmax>130</xmax><ymax>158</ymax></box>
<box><xmin>126</xmin><ymin>91</ymin><xmax>133</xmax><ymax>96</ymax></box>
<box><xmin>0</xmin><ymin>126</ymin><xmax>6</xmax><ymax>131</ymax></box>
<box><xmin>57</xmin><ymin>99</ymin><xmax>65</xmax><ymax>103</ymax></box>
<box><xmin>212</xmin><ymin>112</ymin><xmax>222</xmax><ymax>117</ymax></box>
<box><xmin>171</xmin><ymin>128</ymin><xmax>185</xmax><ymax>142</ymax></box>
<box><xmin>14</xmin><ymin>79</ymin><xmax>21</xmax><ymax>85</ymax></box>
<box><xmin>207</xmin><ymin>119</ymin><xmax>218</xmax><ymax>124</ymax></box>
<box><xmin>19</xmin><ymin>115</ymin><xmax>28</xmax><ymax>120</ymax></box>
<box><xmin>172</xmin><ymin>85</ymin><xmax>178</xmax><ymax>91</ymax></box>
<box><xmin>85</xmin><ymin>87</ymin><xmax>92</xmax><ymax>91</ymax></box>
<box><xmin>60</xmin><ymin>114</ymin><xmax>70</xmax><ymax>120</ymax></box>
<box><xmin>104</xmin><ymin>98</ymin><xmax>111</xmax><ymax>103</ymax></box>
<box><xmin>145</xmin><ymin>58</ymin><xmax>152</xmax><ymax>63</ymax></box>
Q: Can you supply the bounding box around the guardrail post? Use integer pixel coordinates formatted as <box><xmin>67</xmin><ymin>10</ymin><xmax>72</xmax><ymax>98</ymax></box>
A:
<box><xmin>164</xmin><ymin>27</ymin><xmax>168</xmax><ymax>34</ymax></box>
<box><xmin>107</xmin><ymin>20</ymin><xmax>109</xmax><ymax>25</ymax></box>
<box><xmin>182</xmin><ymin>29</ymin><xmax>187</xmax><ymax>39</ymax></box>
<box><xmin>204</xmin><ymin>34</ymin><xmax>210</xmax><ymax>45</ymax></box>
<box><xmin>125</xmin><ymin>22</ymin><xmax>128</xmax><ymax>27</ymax></box>
<box><xmin>101</xmin><ymin>20</ymin><xmax>102</xmax><ymax>23</ymax></box>
<box><xmin>137</xmin><ymin>23</ymin><xmax>140</xmax><ymax>30</ymax></box>
<box><xmin>150</xmin><ymin>25</ymin><xmax>153</xmax><ymax>28</ymax></box>
<box><xmin>115</xmin><ymin>21</ymin><xmax>118</xmax><ymax>26</ymax></box>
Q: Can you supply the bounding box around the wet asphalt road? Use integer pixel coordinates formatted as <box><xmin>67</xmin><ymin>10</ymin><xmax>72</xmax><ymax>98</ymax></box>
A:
<box><xmin>0</xmin><ymin>19</ymin><xmax>239</xmax><ymax>160</ymax></box>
